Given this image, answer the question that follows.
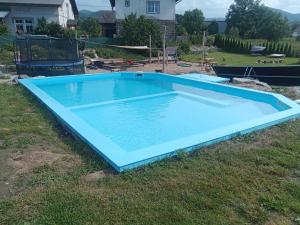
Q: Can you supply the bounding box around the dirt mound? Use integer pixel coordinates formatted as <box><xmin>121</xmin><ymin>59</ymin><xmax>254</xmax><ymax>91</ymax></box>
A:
<box><xmin>81</xmin><ymin>169</ymin><xmax>116</xmax><ymax>182</ymax></box>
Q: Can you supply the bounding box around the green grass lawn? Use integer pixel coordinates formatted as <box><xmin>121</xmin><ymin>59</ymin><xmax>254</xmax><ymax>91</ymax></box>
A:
<box><xmin>1</xmin><ymin>84</ymin><xmax>300</xmax><ymax>225</ymax></box>
<box><xmin>0</xmin><ymin>49</ymin><xmax>14</xmax><ymax>65</ymax></box>
<box><xmin>182</xmin><ymin>51</ymin><xmax>300</xmax><ymax>66</ymax></box>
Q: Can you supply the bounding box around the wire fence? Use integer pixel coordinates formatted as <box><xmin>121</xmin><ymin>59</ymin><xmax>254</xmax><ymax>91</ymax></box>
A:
<box><xmin>0</xmin><ymin>35</ymin><xmax>14</xmax><ymax>47</ymax></box>
<box><xmin>0</xmin><ymin>35</ymin><xmax>124</xmax><ymax>48</ymax></box>
<box><xmin>83</xmin><ymin>37</ymin><xmax>123</xmax><ymax>48</ymax></box>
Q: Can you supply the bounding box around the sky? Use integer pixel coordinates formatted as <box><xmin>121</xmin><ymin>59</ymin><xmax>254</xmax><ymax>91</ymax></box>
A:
<box><xmin>75</xmin><ymin>0</ymin><xmax>300</xmax><ymax>18</ymax></box>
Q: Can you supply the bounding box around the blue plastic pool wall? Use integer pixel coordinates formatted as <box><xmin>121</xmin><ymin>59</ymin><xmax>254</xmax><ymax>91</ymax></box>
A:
<box><xmin>20</xmin><ymin>72</ymin><xmax>300</xmax><ymax>172</ymax></box>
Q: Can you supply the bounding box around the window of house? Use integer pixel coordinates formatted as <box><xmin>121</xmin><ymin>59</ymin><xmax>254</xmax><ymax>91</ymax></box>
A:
<box><xmin>125</xmin><ymin>0</ymin><xmax>130</xmax><ymax>7</ymax></box>
<box><xmin>146</xmin><ymin>1</ymin><xmax>160</xmax><ymax>14</ymax></box>
<box><xmin>14</xmin><ymin>18</ymin><xmax>34</xmax><ymax>34</ymax></box>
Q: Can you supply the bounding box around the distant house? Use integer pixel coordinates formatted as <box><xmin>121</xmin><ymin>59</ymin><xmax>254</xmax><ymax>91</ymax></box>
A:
<box><xmin>101</xmin><ymin>0</ymin><xmax>181</xmax><ymax>39</ymax></box>
<box><xmin>0</xmin><ymin>0</ymin><xmax>79</xmax><ymax>35</ymax></box>
<box><xmin>204</xmin><ymin>18</ymin><xmax>227</xmax><ymax>34</ymax></box>
<box><xmin>292</xmin><ymin>26</ymin><xmax>300</xmax><ymax>38</ymax></box>
<box><xmin>99</xmin><ymin>10</ymin><xmax>116</xmax><ymax>38</ymax></box>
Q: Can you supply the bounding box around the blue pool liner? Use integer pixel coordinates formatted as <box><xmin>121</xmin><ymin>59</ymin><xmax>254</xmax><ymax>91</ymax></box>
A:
<box><xmin>19</xmin><ymin>72</ymin><xmax>300</xmax><ymax>172</ymax></box>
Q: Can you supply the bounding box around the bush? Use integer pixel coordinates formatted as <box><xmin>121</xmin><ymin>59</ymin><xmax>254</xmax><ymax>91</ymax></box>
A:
<box><xmin>0</xmin><ymin>21</ymin><xmax>9</xmax><ymax>35</ymax></box>
<box><xmin>0</xmin><ymin>48</ymin><xmax>14</xmax><ymax>65</ymax></box>
<box><xmin>121</xmin><ymin>14</ymin><xmax>161</xmax><ymax>48</ymax></box>
<box><xmin>96</xmin><ymin>47</ymin><xmax>146</xmax><ymax>61</ymax></box>
<box><xmin>189</xmin><ymin>35</ymin><xmax>203</xmax><ymax>45</ymax></box>
<box><xmin>2</xmin><ymin>44</ymin><xmax>14</xmax><ymax>52</ymax></box>
<box><xmin>296</xmin><ymin>36</ymin><xmax>300</xmax><ymax>42</ymax></box>
<box><xmin>228</xmin><ymin>27</ymin><xmax>240</xmax><ymax>38</ymax></box>
<box><xmin>80</xmin><ymin>18</ymin><xmax>102</xmax><ymax>37</ymax></box>
<box><xmin>176</xmin><ymin>25</ymin><xmax>187</xmax><ymax>36</ymax></box>
<box><xmin>177</xmin><ymin>41</ymin><xmax>191</xmax><ymax>55</ymax></box>
<box><xmin>34</xmin><ymin>17</ymin><xmax>75</xmax><ymax>38</ymax></box>
<box><xmin>206</xmin><ymin>36</ymin><xmax>215</xmax><ymax>46</ymax></box>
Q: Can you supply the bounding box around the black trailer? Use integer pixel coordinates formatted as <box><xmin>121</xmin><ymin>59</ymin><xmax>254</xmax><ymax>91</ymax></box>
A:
<box><xmin>213</xmin><ymin>65</ymin><xmax>300</xmax><ymax>86</ymax></box>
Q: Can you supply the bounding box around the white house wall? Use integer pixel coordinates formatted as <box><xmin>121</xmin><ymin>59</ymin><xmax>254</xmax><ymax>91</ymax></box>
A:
<box><xmin>58</xmin><ymin>0</ymin><xmax>75</xmax><ymax>27</ymax></box>
<box><xmin>4</xmin><ymin>6</ymin><xmax>59</xmax><ymax>33</ymax></box>
<box><xmin>115</xmin><ymin>0</ymin><xmax>176</xmax><ymax>21</ymax></box>
<box><xmin>3</xmin><ymin>0</ymin><xmax>75</xmax><ymax>34</ymax></box>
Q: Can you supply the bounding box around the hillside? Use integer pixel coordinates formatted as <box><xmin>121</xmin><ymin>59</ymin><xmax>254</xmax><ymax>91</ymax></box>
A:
<box><xmin>269</xmin><ymin>7</ymin><xmax>300</xmax><ymax>22</ymax></box>
<box><xmin>79</xmin><ymin>10</ymin><xmax>100</xmax><ymax>20</ymax></box>
<box><xmin>79</xmin><ymin>8</ymin><xmax>300</xmax><ymax>23</ymax></box>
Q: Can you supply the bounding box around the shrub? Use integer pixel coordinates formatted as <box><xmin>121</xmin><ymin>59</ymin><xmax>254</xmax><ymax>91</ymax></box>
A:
<box><xmin>121</xmin><ymin>14</ymin><xmax>161</xmax><ymax>48</ymax></box>
<box><xmin>34</xmin><ymin>17</ymin><xmax>76</xmax><ymax>38</ymax></box>
<box><xmin>206</xmin><ymin>36</ymin><xmax>215</xmax><ymax>46</ymax></box>
<box><xmin>0</xmin><ymin>21</ymin><xmax>9</xmax><ymax>35</ymax></box>
<box><xmin>96</xmin><ymin>47</ymin><xmax>145</xmax><ymax>61</ymax></box>
<box><xmin>228</xmin><ymin>27</ymin><xmax>240</xmax><ymax>38</ymax></box>
<box><xmin>189</xmin><ymin>35</ymin><xmax>203</xmax><ymax>45</ymax></box>
<box><xmin>176</xmin><ymin>25</ymin><xmax>187</xmax><ymax>36</ymax></box>
<box><xmin>80</xmin><ymin>18</ymin><xmax>102</xmax><ymax>37</ymax></box>
<box><xmin>177</xmin><ymin>41</ymin><xmax>191</xmax><ymax>55</ymax></box>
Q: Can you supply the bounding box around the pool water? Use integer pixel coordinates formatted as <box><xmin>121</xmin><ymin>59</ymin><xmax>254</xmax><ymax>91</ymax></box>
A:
<box><xmin>20</xmin><ymin>73</ymin><xmax>300</xmax><ymax>172</ymax></box>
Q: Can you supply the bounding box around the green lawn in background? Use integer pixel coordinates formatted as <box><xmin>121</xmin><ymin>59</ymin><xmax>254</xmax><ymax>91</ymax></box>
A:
<box><xmin>182</xmin><ymin>51</ymin><xmax>300</xmax><ymax>66</ymax></box>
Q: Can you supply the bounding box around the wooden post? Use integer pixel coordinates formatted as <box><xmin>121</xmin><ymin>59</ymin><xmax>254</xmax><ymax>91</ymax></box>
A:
<box><xmin>149</xmin><ymin>35</ymin><xmax>152</xmax><ymax>64</ymax></box>
<box><xmin>162</xmin><ymin>26</ymin><xmax>166</xmax><ymax>72</ymax></box>
<box><xmin>75</xmin><ymin>30</ymin><xmax>79</xmax><ymax>59</ymax></box>
<box><xmin>202</xmin><ymin>30</ymin><xmax>206</xmax><ymax>62</ymax></box>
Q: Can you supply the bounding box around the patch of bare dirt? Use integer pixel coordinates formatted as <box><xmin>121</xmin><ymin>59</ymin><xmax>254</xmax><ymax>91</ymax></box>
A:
<box><xmin>0</xmin><ymin>143</ymin><xmax>81</xmax><ymax>198</ymax></box>
<box><xmin>85</xmin><ymin>61</ymin><xmax>215</xmax><ymax>75</ymax></box>
<box><xmin>81</xmin><ymin>169</ymin><xmax>116</xmax><ymax>183</ymax></box>
<box><xmin>265</xmin><ymin>212</ymin><xmax>293</xmax><ymax>225</ymax></box>
<box><xmin>7</xmin><ymin>150</ymin><xmax>69</xmax><ymax>175</ymax></box>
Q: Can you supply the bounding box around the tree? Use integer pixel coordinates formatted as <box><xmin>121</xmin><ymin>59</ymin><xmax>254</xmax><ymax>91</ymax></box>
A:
<box><xmin>181</xmin><ymin>9</ymin><xmax>204</xmax><ymax>35</ymax></box>
<box><xmin>0</xmin><ymin>21</ymin><xmax>9</xmax><ymax>35</ymax></box>
<box><xmin>255</xmin><ymin>7</ymin><xmax>290</xmax><ymax>41</ymax></box>
<box><xmin>228</xmin><ymin>27</ymin><xmax>240</xmax><ymax>38</ymax></box>
<box><xmin>176</xmin><ymin>25</ymin><xmax>187</xmax><ymax>36</ymax></box>
<box><xmin>34</xmin><ymin>17</ymin><xmax>76</xmax><ymax>38</ymax></box>
<box><xmin>178</xmin><ymin>41</ymin><xmax>190</xmax><ymax>55</ymax></box>
<box><xmin>121</xmin><ymin>14</ymin><xmax>161</xmax><ymax>47</ymax></box>
<box><xmin>34</xmin><ymin>18</ymin><xmax>63</xmax><ymax>37</ymax></box>
<box><xmin>80</xmin><ymin>18</ymin><xmax>102</xmax><ymax>37</ymax></box>
<box><xmin>207</xmin><ymin>21</ymin><xmax>219</xmax><ymax>35</ymax></box>
<box><xmin>226</xmin><ymin>0</ymin><xmax>290</xmax><ymax>41</ymax></box>
<box><xmin>176</xmin><ymin>14</ymin><xmax>184</xmax><ymax>25</ymax></box>
<box><xmin>226</xmin><ymin>0</ymin><xmax>261</xmax><ymax>38</ymax></box>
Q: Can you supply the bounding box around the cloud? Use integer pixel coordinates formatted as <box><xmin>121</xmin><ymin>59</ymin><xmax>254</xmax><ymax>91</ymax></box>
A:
<box><xmin>76</xmin><ymin>0</ymin><xmax>300</xmax><ymax>18</ymax></box>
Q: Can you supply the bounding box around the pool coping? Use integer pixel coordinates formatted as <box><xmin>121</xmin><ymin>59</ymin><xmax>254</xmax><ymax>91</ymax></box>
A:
<box><xmin>19</xmin><ymin>72</ymin><xmax>300</xmax><ymax>172</ymax></box>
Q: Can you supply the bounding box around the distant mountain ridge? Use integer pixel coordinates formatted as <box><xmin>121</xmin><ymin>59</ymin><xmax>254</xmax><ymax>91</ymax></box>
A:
<box><xmin>79</xmin><ymin>10</ymin><xmax>100</xmax><ymax>20</ymax></box>
<box><xmin>79</xmin><ymin>8</ymin><xmax>300</xmax><ymax>23</ymax></box>
<box><xmin>268</xmin><ymin>7</ymin><xmax>300</xmax><ymax>22</ymax></box>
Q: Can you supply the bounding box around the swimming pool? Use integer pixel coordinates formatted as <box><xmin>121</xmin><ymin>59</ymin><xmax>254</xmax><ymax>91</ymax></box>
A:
<box><xmin>20</xmin><ymin>72</ymin><xmax>300</xmax><ymax>172</ymax></box>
